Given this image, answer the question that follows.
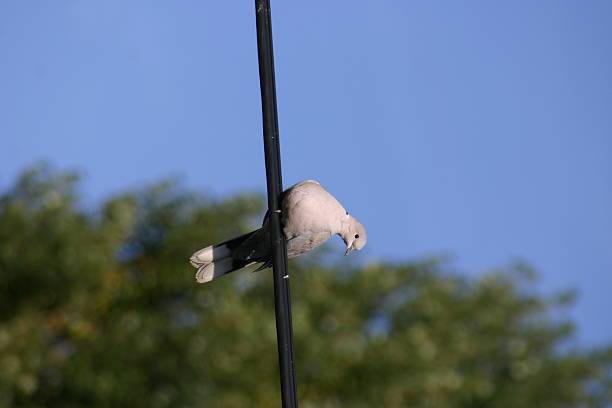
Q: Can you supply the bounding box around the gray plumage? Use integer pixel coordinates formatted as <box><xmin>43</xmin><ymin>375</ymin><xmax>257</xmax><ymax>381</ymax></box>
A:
<box><xmin>189</xmin><ymin>180</ymin><xmax>367</xmax><ymax>283</ymax></box>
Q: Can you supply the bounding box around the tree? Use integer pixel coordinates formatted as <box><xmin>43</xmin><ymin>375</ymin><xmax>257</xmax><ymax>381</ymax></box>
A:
<box><xmin>0</xmin><ymin>163</ymin><xmax>610</xmax><ymax>407</ymax></box>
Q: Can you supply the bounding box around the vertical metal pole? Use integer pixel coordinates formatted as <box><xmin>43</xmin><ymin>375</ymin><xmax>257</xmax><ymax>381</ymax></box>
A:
<box><xmin>254</xmin><ymin>1</ymin><xmax>298</xmax><ymax>407</ymax></box>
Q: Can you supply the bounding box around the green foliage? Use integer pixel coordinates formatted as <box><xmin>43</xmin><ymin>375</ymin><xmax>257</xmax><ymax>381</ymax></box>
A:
<box><xmin>0</xmin><ymin>164</ymin><xmax>610</xmax><ymax>407</ymax></box>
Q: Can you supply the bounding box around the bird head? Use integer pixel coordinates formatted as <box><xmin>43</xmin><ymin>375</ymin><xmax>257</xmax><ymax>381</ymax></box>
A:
<box><xmin>341</xmin><ymin>215</ymin><xmax>367</xmax><ymax>255</ymax></box>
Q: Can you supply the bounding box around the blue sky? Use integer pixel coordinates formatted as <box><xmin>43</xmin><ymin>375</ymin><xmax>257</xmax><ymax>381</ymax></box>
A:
<box><xmin>1</xmin><ymin>1</ymin><xmax>610</xmax><ymax>346</ymax></box>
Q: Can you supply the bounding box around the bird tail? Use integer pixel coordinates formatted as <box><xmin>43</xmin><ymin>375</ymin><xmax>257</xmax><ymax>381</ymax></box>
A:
<box><xmin>189</xmin><ymin>231</ymin><xmax>259</xmax><ymax>283</ymax></box>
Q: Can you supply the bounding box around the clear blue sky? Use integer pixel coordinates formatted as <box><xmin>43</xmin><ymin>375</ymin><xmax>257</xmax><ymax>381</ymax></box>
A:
<box><xmin>1</xmin><ymin>2</ymin><xmax>610</xmax><ymax>346</ymax></box>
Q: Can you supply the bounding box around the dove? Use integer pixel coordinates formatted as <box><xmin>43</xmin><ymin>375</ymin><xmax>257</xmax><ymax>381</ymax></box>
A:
<box><xmin>189</xmin><ymin>180</ymin><xmax>367</xmax><ymax>283</ymax></box>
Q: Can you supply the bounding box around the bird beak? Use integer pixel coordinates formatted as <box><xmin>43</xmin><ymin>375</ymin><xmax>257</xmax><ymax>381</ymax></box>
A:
<box><xmin>344</xmin><ymin>247</ymin><xmax>353</xmax><ymax>256</ymax></box>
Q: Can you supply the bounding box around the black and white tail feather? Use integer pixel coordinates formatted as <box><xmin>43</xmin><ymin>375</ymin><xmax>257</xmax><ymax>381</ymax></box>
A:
<box><xmin>189</xmin><ymin>229</ymin><xmax>270</xmax><ymax>283</ymax></box>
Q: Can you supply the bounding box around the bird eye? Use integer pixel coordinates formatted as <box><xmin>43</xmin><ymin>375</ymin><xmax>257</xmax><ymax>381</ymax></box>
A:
<box><xmin>354</xmin><ymin>234</ymin><xmax>359</xmax><ymax>239</ymax></box>
<box><xmin>346</xmin><ymin>211</ymin><xmax>349</xmax><ymax>215</ymax></box>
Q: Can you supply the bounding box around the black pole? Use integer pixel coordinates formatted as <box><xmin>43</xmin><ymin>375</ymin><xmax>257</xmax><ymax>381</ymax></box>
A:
<box><xmin>254</xmin><ymin>1</ymin><xmax>298</xmax><ymax>407</ymax></box>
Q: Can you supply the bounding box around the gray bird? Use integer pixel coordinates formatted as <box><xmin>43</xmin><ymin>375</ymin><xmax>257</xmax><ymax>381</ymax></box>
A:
<box><xmin>189</xmin><ymin>180</ymin><xmax>367</xmax><ymax>283</ymax></box>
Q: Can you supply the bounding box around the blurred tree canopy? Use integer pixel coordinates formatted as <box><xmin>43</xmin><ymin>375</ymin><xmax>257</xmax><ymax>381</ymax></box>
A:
<box><xmin>0</xmin><ymin>163</ymin><xmax>610</xmax><ymax>407</ymax></box>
